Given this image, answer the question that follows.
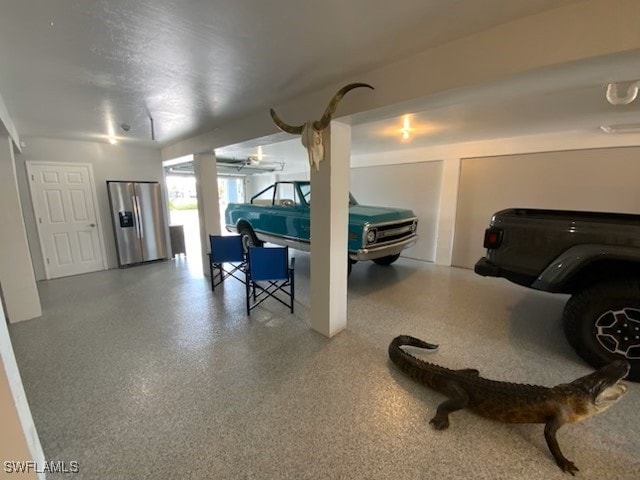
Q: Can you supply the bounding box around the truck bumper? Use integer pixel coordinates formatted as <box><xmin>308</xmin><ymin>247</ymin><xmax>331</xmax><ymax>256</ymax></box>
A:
<box><xmin>349</xmin><ymin>235</ymin><xmax>418</xmax><ymax>261</ymax></box>
<box><xmin>475</xmin><ymin>257</ymin><xmax>537</xmax><ymax>288</ymax></box>
<box><xmin>474</xmin><ymin>257</ymin><xmax>501</xmax><ymax>277</ymax></box>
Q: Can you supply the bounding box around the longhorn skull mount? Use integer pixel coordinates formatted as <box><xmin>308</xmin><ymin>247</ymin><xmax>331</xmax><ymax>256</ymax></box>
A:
<box><xmin>270</xmin><ymin>83</ymin><xmax>374</xmax><ymax>171</ymax></box>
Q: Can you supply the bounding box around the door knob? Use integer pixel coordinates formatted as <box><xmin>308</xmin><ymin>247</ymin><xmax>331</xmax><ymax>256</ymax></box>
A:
<box><xmin>88</xmin><ymin>223</ymin><xmax>96</xmax><ymax>227</ymax></box>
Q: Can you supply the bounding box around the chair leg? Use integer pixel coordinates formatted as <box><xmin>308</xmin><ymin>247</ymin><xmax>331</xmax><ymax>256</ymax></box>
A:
<box><xmin>210</xmin><ymin>261</ymin><xmax>214</xmax><ymax>291</ymax></box>
<box><xmin>290</xmin><ymin>275</ymin><xmax>295</xmax><ymax>314</ymax></box>
<box><xmin>246</xmin><ymin>278</ymin><xmax>251</xmax><ymax>316</ymax></box>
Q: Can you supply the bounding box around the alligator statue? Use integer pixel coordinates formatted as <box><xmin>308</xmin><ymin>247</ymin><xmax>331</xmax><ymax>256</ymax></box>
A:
<box><xmin>388</xmin><ymin>335</ymin><xmax>630</xmax><ymax>475</ymax></box>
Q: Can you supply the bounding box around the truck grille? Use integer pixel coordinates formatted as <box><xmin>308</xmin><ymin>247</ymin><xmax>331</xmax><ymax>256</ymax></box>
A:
<box><xmin>366</xmin><ymin>219</ymin><xmax>417</xmax><ymax>246</ymax></box>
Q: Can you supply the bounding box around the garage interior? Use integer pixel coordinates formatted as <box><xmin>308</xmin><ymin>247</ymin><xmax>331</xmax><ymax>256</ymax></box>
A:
<box><xmin>1</xmin><ymin>1</ymin><xmax>640</xmax><ymax>479</ymax></box>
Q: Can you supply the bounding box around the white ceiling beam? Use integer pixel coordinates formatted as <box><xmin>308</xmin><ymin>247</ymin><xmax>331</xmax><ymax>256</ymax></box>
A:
<box><xmin>350</xmin><ymin>130</ymin><xmax>640</xmax><ymax>168</ymax></box>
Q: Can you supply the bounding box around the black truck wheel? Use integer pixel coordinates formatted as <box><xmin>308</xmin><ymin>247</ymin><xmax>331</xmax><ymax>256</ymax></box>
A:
<box><xmin>563</xmin><ymin>280</ymin><xmax>640</xmax><ymax>381</ymax></box>
<box><xmin>373</xmin><ymin>254</ymin><xmax>401</xmax><ymax>266</ymax></box>
<box><xmin>238</xmin><ymin>224</ymin><xmax>263</xmax><ymax>252</ymax></box>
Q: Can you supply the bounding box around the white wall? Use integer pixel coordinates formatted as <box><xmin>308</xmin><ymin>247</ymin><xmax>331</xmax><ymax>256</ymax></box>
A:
<box><xmin>0</xmin><ymin>297</ymin><xmax>45</xmax><ymax>479</ymax></box>
<box><xmin>0</xmin><ymin>137</ymin><xmax>41</xmax><ymax>322</ymax></box>
<box><xmin>0</xmin><ymin>91</ymin><xmax>20</xmax><ymax>149</ymax></box>
<box><xmin>15</xmin><ymin>138</ymin><xmax>167</xmax><ymax>278</ymax></box>
<box><xmin>350</xmin><ymin>161</ymin><xmax>442</xmax><ymax>262</ymax></box>
<box><xmin>244</xmin><ymin>173</ymin><xmax>277</xmax><ymax>200</ymax></box>
<box><xmin>453</xmin><ymin>147</ymin><xmax>640</xmax><ymax>269</ymax></box>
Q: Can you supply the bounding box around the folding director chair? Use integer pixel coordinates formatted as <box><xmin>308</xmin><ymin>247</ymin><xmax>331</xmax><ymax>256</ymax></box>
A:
<box><xmin>245</xmin><ymin>246</ymin><xmax>295</xmax><ymax>315</ymax></box>
<box><xmin>208</xmin><ymin>235</ymin><xmax>246</xmax><ymax>291</ymax></box>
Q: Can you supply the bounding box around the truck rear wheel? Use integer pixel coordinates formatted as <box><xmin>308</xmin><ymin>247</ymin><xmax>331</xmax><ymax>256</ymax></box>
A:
<box><xmin>373</xmin><ymin>254</ymin><xmax>401</xmax><ymax>266</ymax></box>
<box><xmin>563</xmin><ymin>280</ymin><xmax>640</xmax><ymax>381</ymax></box>
<box><xmin>238</xmin><ymin>224</ymin><xmax>263</xmax><ymax>252</ymax></box>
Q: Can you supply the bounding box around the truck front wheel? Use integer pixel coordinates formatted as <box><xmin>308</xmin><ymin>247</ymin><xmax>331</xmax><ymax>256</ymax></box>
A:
<box><xmin>373</xmin><ymin>254</ymin><xmax>401</xmax><ymax>266</ymax></box>
<box><xmin>238</xmin><ymin>224</ymin><xmax>263</xmax><ymax>252</ymax></box>
<box><xmin>563</xmin><ymin>280</ymin><xmax>640</xmax><ymax>381</ymax></box>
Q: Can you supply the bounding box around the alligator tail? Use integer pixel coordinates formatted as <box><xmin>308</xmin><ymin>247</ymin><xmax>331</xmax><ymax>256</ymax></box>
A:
<box><xmin>388</xmin><ymin>335</ymin><xmax>442</xmax><ymax>389</ymax></box>
<box><xmin>390</xmin><ymin>335</ymin><xmax>439</xmax><ymax>351</ymax></box>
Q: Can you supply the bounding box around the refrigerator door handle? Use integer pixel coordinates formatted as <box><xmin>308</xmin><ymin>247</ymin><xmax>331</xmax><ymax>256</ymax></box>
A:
<box><xmin>132</xmin><ymin>195</ymin><xmax>141</xmax><ymax>239</ymax></box>
<box><xmin>134</xmin><ymin>195</ymin><xmax>144</xmax><ymax>239</ymax></box>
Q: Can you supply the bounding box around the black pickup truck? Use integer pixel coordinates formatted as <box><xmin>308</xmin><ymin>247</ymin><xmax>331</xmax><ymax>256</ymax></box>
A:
<box><xmin>475</xmin><ymin>208</ymin><xmax>640</xmax><ymax>381</ymax></box>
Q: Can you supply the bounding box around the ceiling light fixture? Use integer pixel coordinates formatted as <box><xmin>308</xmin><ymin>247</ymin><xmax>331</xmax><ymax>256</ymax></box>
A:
<box><xmin>107</xmin><ymin>123</ymin><xmax>118</xmax><ymax>145</ymax></box>
<box><xmin>257</xmin><ymin>146</ymin><xmax>263</xmax><ymax>162</ymax></box>
<box><xmin>605</xmin><ymin>81</ymin><xmax>640</xmax><ymax>105</ymax></box>
<box><xmin>400</xmin><ymin>115</ymin><xmax>412</xmax><ymax>140</ymax></box>
<box><xmin>600</xmin><ymin>123</ymin><xmax>640</xmax><ymax>134</ymax></box>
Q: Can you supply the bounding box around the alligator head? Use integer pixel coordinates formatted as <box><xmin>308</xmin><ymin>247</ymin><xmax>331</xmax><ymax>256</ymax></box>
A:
<box><xmin>270</xmin><ymin>82</ymin><xmax>374</xmax><ymax>171</ymax></box>
<box><xmin>566</xmin><ymin>359</ymin><xmax>630</xmax><ymax>420</ymax></box>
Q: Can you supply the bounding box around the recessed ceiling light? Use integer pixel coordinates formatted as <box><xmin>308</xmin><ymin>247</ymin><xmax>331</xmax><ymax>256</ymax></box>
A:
<box><xmin>400</xmin><ymin>115</ymin><xmax>412</xmax><ymax>140</ymax></box>
<box><xmin>108</xmin><ymin>138</ymin><xmax>118</xmax><ymax>145</ymax></box>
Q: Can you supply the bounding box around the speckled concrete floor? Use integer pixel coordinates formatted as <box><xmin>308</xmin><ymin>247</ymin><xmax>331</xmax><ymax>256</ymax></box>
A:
<box><xmin>9</xmin><ymin>254</ymin><xmax>640</xmax><ymax>479</ymax></box>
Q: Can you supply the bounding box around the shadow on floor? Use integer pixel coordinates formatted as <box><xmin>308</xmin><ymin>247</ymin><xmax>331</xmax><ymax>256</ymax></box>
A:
<box><xmin>507</xmin><ymin>290</ymin><xmax>578</xmax><ymax>363</ymax></box>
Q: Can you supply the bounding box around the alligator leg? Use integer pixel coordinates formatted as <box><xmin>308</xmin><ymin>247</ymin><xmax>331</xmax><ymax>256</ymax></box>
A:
<box><xmin>544</xmin><ymin>417</ymin><xmax>579</xmax><ymax>475</ymax></box>
<box><xmin>429</xmin><ymin>382</ymin><xmax>469</xmax><ymax>430</ymax></box>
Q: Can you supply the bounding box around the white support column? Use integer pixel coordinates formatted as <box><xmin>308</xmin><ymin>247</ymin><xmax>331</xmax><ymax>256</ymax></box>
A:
<box><xmin>435</xmin><ymin>158</ymin><xmax>462</xmax><ymax>266</ymax></box>
<box><xmin>0</xmin><ymin>137</ymin><xmax>41</xmax><ymax>322</ymax></box>
<box><xmin>193</xmin><ymin>152</ymin><xmax>221</xmax><ymax>276</ymax></box>
<box><xmin>310</xmin><ymin>121</ymin><xmax>350</xmax><ymax>338</ymax></box>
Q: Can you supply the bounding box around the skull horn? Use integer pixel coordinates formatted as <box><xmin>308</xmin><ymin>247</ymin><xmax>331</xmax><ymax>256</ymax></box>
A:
<box><xmin>315</xmin><ymin>82</ymin><xmax>374</xmax><ymax>130</ymax></box>
<box><xmin>269</xmin><ymin>108</ymin><xmax>305</xmax><ymax>135</ymax></box>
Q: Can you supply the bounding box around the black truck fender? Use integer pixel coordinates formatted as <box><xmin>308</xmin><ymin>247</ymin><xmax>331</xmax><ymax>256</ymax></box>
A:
<box><xmin>532</xmin><ymin>244</ymin><xmax>640</xmax><ymax>293</ymax></box>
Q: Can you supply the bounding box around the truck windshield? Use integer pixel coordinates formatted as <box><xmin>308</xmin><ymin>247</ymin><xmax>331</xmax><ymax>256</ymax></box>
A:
<box><xmin>298</xmin><ymin>183</ymin><xmax>358</xmax><ymax>206</ymax></box>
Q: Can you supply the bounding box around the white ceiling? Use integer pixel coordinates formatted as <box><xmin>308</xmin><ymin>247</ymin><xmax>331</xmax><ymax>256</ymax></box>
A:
<box><xmin>0</xmin><ymin>0</ymin><xmax>582</xmax><ymax>146</ymax></box>
<box><xmin>215</xmin><ymin>50</ymin><xmax>640</xmax><ymax>164</ymax></box>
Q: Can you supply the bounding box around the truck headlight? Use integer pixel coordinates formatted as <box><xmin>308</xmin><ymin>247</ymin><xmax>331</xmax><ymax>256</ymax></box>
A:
<box><xmin>411</xmin><ymin>221</ymin><xmax>417</xmax><ymax>233</ymax></box>
<box><xmin>366</xmin><ymin>229</ymin><xmax>377</xmax><ymax>244</ymax></box>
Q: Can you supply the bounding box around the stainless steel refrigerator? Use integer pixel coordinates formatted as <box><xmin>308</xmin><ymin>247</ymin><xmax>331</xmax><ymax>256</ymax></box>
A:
<box><xmin>107</xmin><ymin>181</ymin><xmax>168</xmax><ymax>267</ymax></box>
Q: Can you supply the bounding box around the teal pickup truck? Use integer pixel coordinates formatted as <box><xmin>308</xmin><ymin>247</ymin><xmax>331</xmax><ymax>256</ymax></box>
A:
<box><xmin>225</xmin><ymin>181</ymin><xmax>418</xmax><ymax>273</ymax></box>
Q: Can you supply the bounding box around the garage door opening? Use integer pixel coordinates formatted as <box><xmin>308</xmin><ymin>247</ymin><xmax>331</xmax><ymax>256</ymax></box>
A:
<box><xmin>218</xmin><ymin>176</ymin><xmax>245</xmax><ymax>233</ymax></box>
<box><xmin>163</xmin><ymin>157</ymin><xmax>248</xmax><ymax>274</ymax></box>
<box><xmin>164</xmin><ymin>161</ymin><xmax>202</xmax><ymax>271</ymax></box>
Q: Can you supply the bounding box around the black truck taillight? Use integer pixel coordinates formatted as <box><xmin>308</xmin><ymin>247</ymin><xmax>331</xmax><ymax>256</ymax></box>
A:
<box><xmin>483</xmin><ymin>228</ymin><xmax>503</xmax><ymax>249</ymax></box>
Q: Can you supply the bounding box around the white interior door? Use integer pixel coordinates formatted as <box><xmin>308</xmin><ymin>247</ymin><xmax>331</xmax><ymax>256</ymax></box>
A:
<box><xmin>27</xmin><ymin>162</ymin><xmax>106</xmax><ymax>279</ymax></box>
